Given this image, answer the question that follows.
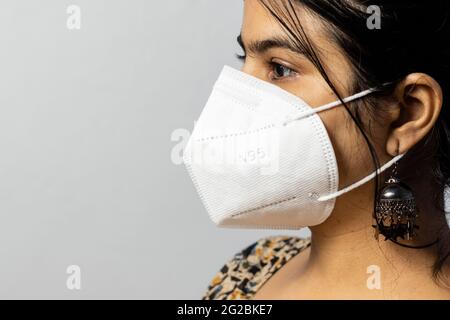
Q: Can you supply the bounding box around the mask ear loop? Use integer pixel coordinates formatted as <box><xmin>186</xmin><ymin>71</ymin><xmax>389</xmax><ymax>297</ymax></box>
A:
<box><xmin>445</xmin><ymin>184</ymin><xmax>450</xmax><ymax>229</ymax></box>
<box><xmin>317</xmin><ymin>154</ymin><xmax>405</xmax><ymax>202</ymax></box>
<box><xmin>283</xmin><ymin>88</ymin><xmax>378</xmax><ymax>126</ymax></box>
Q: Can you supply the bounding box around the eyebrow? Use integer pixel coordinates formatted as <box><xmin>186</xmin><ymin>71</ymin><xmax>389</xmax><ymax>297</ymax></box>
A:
<box><xmin>237</xmin><ymin>34</ymin><xmax>307</xmax><ymax>57</ymax></box>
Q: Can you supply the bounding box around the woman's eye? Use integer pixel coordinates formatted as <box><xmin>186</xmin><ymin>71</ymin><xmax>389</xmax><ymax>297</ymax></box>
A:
<box><xmin>270</xmin><ymin>62</ymin><xmax>297</xmax><ymax>80</ymax></box>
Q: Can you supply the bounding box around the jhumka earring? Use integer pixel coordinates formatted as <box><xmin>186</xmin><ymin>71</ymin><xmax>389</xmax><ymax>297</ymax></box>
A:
<box><xmin>373</xmin><ymin>159</ymin><xmax>419</xmax><ymax>241</ymax></box>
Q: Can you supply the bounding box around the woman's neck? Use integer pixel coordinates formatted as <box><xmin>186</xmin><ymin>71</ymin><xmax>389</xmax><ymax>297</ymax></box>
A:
<box><xmin>305</xmin><ymin>179</ymin><xmax>447</xmax><ymax>297</ymax></box>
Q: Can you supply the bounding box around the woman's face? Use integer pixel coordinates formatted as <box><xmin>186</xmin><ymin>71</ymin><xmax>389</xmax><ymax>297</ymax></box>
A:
<box><xmin>239</xmin><ymin>0</ymin><xmax>392</xmax><ymax>190</ymax></box>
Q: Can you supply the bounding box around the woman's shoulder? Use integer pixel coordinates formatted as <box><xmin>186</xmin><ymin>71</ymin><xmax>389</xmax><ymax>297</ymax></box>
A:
<box><xmin>202</xmin><ymin>235</ymin><xmax>311</xmax><ymax>300</ymax></box>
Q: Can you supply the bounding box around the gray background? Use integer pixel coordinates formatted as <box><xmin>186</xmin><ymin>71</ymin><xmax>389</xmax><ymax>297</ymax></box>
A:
<box><xmin>0</xmin><ymin>0</ymin><xmax>308</xmax><ymax>299</ymax></box>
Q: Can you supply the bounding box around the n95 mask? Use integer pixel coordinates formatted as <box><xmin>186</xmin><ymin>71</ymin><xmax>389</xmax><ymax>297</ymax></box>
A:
<box><xmin>183</xmin><ymin>65</ymin><xmax>403</xmax><ymax>230</ymax></box>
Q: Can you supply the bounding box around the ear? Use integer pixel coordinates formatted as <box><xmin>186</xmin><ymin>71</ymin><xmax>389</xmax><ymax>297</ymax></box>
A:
<box><xmin>386</xmin><ymin>73</ymin><xmax>443</xmax><ymax>156</ymax></box>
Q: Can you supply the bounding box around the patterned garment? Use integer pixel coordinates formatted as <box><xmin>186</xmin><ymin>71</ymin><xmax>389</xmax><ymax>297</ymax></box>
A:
<box><xmin>202</xmin><ymin>236</ymin><xmax>311</xmax><ymax>300</ymax></box>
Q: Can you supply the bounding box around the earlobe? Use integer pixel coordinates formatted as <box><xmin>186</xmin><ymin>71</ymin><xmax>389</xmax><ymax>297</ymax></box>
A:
<box><xmin>386</xmin><ymin>73</ymin><xmax>443</xmax><ymax>157</ymax></box>
<box><xmin>386</xmin><ymin>138</ymin><xmax>401</xmax><ymax>157</ymax></box>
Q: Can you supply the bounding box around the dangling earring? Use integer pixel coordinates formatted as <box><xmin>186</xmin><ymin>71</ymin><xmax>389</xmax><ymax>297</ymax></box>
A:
<box><xmin>373</xmin><ymin>158</ymin><xmax>419</xmax><ymax>241</ymax></box>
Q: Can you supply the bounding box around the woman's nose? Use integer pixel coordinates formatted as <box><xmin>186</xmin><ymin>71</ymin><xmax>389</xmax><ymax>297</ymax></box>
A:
<box><xmin>240</xmin><ymin>60</ymin><xmax>266</xmax><ymax>82</ymax></box>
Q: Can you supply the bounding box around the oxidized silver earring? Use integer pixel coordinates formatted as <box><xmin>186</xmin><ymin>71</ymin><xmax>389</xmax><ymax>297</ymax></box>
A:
<box><xmin>373</xmin><ymin>160</ymin><xmax>419</xmax><ymax>241</ymax></box>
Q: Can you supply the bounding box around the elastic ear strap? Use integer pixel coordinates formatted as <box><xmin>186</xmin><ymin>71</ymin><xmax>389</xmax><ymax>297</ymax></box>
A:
<box><xmin>317</xmin><ymin>154</ymin><xmax>405</xmax><ymax>202</ymax></box>
<box><xmin>283</xmin><ymin>88</ymin><xmax>376</xmax><ymax>126</ymax></box>
<box><xmin>444</xmin><ymin>185</ymin><xmax>450</xmax><ymax>228</ymax></box>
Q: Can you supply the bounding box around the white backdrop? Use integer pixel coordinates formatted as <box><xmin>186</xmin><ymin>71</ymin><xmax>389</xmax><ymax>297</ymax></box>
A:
<box><xmin>0</xmin><ymin>0</ymin><xmax>309</xmax><ymax>299</ymax></box>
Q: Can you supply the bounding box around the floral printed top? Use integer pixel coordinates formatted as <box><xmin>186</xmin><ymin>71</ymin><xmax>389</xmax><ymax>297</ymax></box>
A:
<box><xmin>202</xmin><ymin>236</ymin><xmax>311</xmax><ymax>300</ymax></box>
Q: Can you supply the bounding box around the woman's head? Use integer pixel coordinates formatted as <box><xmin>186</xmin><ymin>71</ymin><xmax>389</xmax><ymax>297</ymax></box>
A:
<box><xmin>238</xmin><ymin>0</ymin><xmax>449</xmax><ymax>284</ymax></box>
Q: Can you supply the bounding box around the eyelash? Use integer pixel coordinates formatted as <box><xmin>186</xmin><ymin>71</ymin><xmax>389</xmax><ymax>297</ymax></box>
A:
<box><xmin>235</xmin><ymin>53</ymin><xmax>298</xmax><ymax>81</ymax></box>
<box><xmin>236</xmin><ymin>53</ymin><xmax>246</xmax><ymax>61</ymax></box>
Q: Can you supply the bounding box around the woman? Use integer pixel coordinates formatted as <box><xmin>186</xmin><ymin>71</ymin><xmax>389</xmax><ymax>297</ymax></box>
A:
<box><xmin>184</xmin><ymin>0</ymin><xmax>450</xmax><ymax>299</ymax></box>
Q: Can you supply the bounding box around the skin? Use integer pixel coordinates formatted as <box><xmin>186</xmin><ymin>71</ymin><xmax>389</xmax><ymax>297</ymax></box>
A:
<box><xmin>237</xmin><ymin>0</ymin><xmax>450</xmax><ymax>299</ymax></box>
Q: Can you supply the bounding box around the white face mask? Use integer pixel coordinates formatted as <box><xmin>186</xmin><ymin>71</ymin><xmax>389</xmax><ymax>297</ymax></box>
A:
<box><xmin>183</xmin><ymin>65</ymin><xmax>404</xmax><ymax>230</ymax></box>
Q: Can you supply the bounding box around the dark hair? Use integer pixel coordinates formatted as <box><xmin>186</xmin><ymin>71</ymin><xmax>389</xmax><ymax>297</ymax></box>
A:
<box><xmin>259</xmin><ymin>0</ymin><xmax>450</xmax><ymax>286</ymax></box>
